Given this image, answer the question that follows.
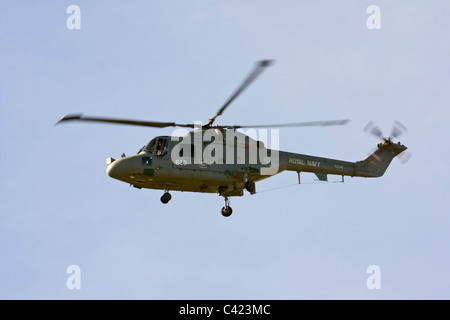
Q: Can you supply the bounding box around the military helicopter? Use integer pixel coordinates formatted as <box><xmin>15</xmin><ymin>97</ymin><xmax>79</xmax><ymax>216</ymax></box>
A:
<box><xmin>57</xmin><ymin>60</ymin><xmax>408</xmax><ymax>217</ymax></box>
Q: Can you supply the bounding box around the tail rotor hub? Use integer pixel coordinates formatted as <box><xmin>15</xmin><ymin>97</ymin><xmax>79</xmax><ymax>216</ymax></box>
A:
<box><xmin>365</xmin><ymin>121</ymin><xmax>410</xmax><ymax>162</ymax></box>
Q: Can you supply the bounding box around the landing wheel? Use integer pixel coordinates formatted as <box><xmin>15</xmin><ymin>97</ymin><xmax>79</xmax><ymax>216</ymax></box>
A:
<box><xmin>221</xmin><ymin>206</ymin><xmax>233</xmax><ymax>217</ymax></box>
<box><xmin>221</xmin><ymin>196</ymin><xmax>232</xmax><ymax>217</ymax></box>
<box><xmin>245</xmin><ymin>180</ymin><xmax>255</xmax><ymax>193</ymax></box>
<box><xmin>160</xmin><ymin>192</ymin><xmax>172</xmax><ymax>204</ymax></box>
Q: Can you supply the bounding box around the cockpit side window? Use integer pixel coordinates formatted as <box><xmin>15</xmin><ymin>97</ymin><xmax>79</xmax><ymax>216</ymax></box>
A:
<box><xmin>143</xmin><ymin>138</ymin><xmax>169</xmax><ymax>157</ymax></box>
<box><xmin>155</xmin><ymin>138</ymin><xmax>168</xmax><ymax>157</ymax></box>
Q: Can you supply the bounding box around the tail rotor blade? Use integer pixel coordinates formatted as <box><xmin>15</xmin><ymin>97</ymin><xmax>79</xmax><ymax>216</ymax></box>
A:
<box><xmin>364</xmin><ymin>121</ymin><xmax>385</xmax><ymax>140</ymax></box>
<box><xmin>391</xmin><ymin>120</ymin><xmax>408</xmax><ymax>139</ymax></box>
<box><xmin>398</xmin><ymin>151</ymin><xmax>412</xmax><ymax>164</ymax></box>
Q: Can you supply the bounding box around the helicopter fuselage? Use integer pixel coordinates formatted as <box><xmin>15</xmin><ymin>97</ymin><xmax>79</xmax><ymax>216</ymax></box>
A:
<box><xmin>106</xmin><ymin>130</ymin><xmax>407</xmax><ymax>197</ymax></box>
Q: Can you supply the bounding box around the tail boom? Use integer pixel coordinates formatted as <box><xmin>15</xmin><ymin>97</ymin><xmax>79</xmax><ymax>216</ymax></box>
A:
<box><xmin>279</xmin><ymin>141</ymin><xmax>407</xmax><ymax>179</ymax></box>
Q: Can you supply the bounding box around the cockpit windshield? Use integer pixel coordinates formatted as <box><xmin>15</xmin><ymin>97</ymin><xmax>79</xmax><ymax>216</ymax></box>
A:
<box><xmin>140</xmin><ymin>137</ymin><xmax>169</xmax><ymax>157</ymax></box>
<box><xmin>142</xmin><ymin>138</ymin><xmax>156</xmax><ymax>154</ymax></box>
<box><xmin>137</xmin><ymin>145</ymin><xmax>146</xmax><ymax>154</ymax></box>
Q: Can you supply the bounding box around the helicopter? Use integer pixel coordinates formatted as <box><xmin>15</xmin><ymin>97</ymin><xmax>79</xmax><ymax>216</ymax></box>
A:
<box><xmin>57</xmin><ymin>60</ymin><xmax>408</xmax><ymax>217</ymax></box>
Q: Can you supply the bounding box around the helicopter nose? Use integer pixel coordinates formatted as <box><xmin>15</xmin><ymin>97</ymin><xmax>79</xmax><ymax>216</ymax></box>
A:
<box><xmin>107</xmin><ymin>158</ymin><xmax>125</xmax><ymax>179</ymax></box>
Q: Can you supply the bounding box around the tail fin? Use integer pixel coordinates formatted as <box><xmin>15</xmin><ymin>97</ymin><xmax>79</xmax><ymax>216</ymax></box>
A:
<box><xmin>355</xmin><ymin>141</ymin><xmax>407</xmax><ymax>177</ymax></box>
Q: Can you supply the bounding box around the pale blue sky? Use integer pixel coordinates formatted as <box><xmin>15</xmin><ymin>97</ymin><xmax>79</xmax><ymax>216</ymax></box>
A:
<box><xmin>1</xmin><ymin>1</ymin><xmax>449</xmax><ymax>299</ymax></box>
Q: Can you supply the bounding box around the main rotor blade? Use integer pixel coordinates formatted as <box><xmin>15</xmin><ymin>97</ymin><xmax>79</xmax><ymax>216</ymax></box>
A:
<box><xmin>207</xmin><ymin>59</ymin><xmax>274</xmax><ymax>126</ymax></box>
<box><xmin>56</xmin><ymin>114</ymin><xmax>195</xmax><ymax>128</ymax></box>
<box><xmin>228</xmin><ymin>119</ymin><xmax>350</xmax><ymax>129</ymax></box>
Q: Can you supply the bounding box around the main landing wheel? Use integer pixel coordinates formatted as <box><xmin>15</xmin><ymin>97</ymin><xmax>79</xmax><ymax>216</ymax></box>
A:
<box><xmin>160</xmin><ymin>192</ymin><xmax>172</xmax><ymax>204</ymax></box>
<box><xmin>221</xmin><ymin>196</ymin><xmax>232</xmax><ymax>217</ymax></box>
<box><xmin>221</xmin><ymin>206</ymin><xmax>233</xmax><ymax>217</ymax></box>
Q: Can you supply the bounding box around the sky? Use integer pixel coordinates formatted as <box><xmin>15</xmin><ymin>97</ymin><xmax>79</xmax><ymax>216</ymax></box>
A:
<box><xmin>1</xmin><ymin>1</ymin><xmax>450</xmax><ymax>299</ymax></box>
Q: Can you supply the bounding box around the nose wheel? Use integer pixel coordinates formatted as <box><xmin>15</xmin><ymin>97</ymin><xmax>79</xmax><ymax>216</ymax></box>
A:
<box><xmin>221</xmin><ymin>196</ymin><xmax>233</xmax><ymax>217</ymax></box>
<box><xmin>160</xmin><ymin>192</ymin><xmax>172</xmax><ymax>204</ymax></box>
